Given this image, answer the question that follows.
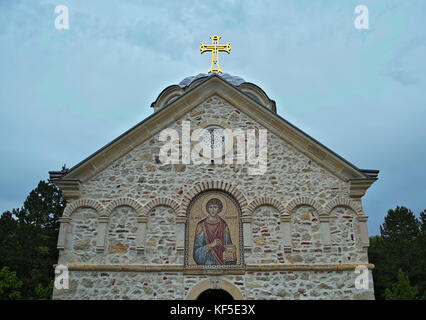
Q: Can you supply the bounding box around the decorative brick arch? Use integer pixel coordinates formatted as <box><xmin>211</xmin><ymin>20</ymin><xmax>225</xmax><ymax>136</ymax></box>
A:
<box><xmin>141</xmin><ymin>197</ymin><xmax>180</xmax><ymax>218</ymax></box>
<box><xmin>247</xmin><ymin>197</ymin><xmax>286</xmax><ymax>217</ymax></box>
<box><xmin>186</xmin><ymin>279</ymin><xmax>244</xmax><ymax>300</ymax></box>
<box><xmin>104</xmin><ymin>197</ymin><xmax>144</xmax><ymax>218</ymax></box>
<box><xmin>179</xmin><ymin>181</ymin><xmax>248</xmax><ymax>217</ymax></box>
<box><xmin>285</xmin><ymin>196</ymin><xmax>324</xmax><ymax>217</ymax></box>
<box><xmin>323</xmin><ymin>197</ymin><xmax>364</xmax><ymax>216</ymax></box>
<box><xmin>63</xmin><ymin>198</ymin><xmax>105</xmax><ymax>218</ymax></box>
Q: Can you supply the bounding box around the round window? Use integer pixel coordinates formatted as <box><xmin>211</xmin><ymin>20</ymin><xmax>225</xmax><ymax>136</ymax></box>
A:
<box><xmin>199</xmin><ymin>125</ymin><xmax>228</xmax><ymax>154</ymax></box>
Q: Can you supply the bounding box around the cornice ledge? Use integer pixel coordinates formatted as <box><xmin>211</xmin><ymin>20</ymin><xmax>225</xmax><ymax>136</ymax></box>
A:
<box><xmin>65</xmin><ymin>263</ymin><xmax>374</xmax><ymax>272</ymax></box>
<box><xmin>51</xmin><ymin>179</ymin><xmax>81</xmax><ymax>200</ymax></box>
<box><xmin>348</xmin><ymin>178</ymin><xmax>378</xmax><ymax>198</ymax></box>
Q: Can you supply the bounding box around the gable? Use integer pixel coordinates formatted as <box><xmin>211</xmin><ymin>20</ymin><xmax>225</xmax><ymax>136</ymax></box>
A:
<box><xmin>75</xmin><ymin>96</ymin><xmax>347</xmax><ymax>201</ymax></box>
<box><xmin>49</xmin><ymin>75</ymin><xmax>377</xmax><ymax>199</ymax></box>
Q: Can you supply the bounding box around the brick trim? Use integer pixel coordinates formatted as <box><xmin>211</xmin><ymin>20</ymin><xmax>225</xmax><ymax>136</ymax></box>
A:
<box><xmin>63</xmin><ymin>198</ymin><xmax>105</xmax><ymax>217</ymax></box>
<box><xmin>247</xmin><ymin>197</ymin><xmax>286</xmax><ymax>216</ymax></box>
<box><xmin>179</xmin><ymin>181</ymin><xmax>248</xmax><ymax>217</ymax></box>
<box><xmin>104</xmin><ymin>197</ymin><xmax>144</xmax><ymax>218</ymax></box>
<box><xmin>186</xmin><ymin>279</ymin><xmax>244</xmax><ymax>300</ymax></box>
<box><xmin>141</xmin><ymin>197</ymin><xmax>180</xmax><ymax>218</ymax></box>
<box><xmin>285</xmin><ymin>196</ymin><xmax>324</xmax><ymax>216</ymax></box>
<box><xmin>323</xmin><ymin>197</ymin><xmax>364</xmax><ymax>216</ymax></box>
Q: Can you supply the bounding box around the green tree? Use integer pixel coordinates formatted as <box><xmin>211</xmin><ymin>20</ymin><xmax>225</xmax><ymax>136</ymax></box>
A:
<box><xmin>0</xmin><ymin>180</ymin><xmax>65</xmax><ymax>299</ymax></box>
<box><xmin>368</xmin><ymin>234</ymin><xmax>388</xmax><ymax>299</ymax></box>
<box><xmin>35</xmin><ymin>280</ymin><xmax>54</xmax><ymax>300</ymax></box>
<box><xmin>369</xmin><ymin>206</ymin><xmax>425</xmax><ymax>300</ymax></box>
<box><xmin>385</xmin><ymin>268</ymin><xmax>418</xmax><ymax>300</ymax></box>
<box><xmin>380</xmin><ymin>206</ymin><xmax>420</xmax><ymax>242</ymax></box>
<box><xmin>15</xmin><ymin>180</ymin><xmax>64</xmax><ymax>230</ymax></box>
<box><xmin>414</xmin><ymin>209</ymin><xmax>426</xmax><ymax>299</ymax></box>
<box><xmin>0</xmin><ymin>266</ymin><xmax>23</xmax><ymax>300</ymax></box>
<box><xmin>0</xmin><ymin>211</ymin><xmax>19</xmax><ymax>268</ymax></box>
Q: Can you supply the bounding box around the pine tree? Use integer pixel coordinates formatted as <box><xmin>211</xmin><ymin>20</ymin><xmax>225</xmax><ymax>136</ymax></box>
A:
<box><xmin>15</xmin><ymin>180</ymin><xmax>64</xmax><ymax>230</ymax></box>
<box><xmin>385</xmin><ymin>269</ymin><xmax>418</xmax><ymax>300</ymax></box>
<box><xmin>0</xmin><ymin>180</ymin><xmax>66</xmax><ymax>299</ymax></box>
<box><xmin>380</xmin><ymin>206</ymin><xmax>420</xmax><ymax>242</ymax></box>
<box><xmin>415</xmin><ymin>209</ymin><xmax>426</xmax><ymax>299</ymax></box>
<box><xmin>0</xmin><ymin>266</ymin><xmax>23</xmax><ymax>300</ymax></box>
<box><xmin>369</xmin><ymin>206</ymin><xmax>425</xmax><ymax>300</ymax></box>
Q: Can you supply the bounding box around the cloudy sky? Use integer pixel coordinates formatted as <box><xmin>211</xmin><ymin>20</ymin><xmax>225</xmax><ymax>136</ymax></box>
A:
<box><xmin>0</xmin><ymin>0</ymin><xmax>425</xmax><ymax>235</ymax></box>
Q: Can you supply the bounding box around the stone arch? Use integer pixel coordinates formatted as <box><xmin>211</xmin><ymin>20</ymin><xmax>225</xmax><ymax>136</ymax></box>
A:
<box><xmin>63</xmin><ymin>198</ymin><xmax>104</xmax><ymax>218</ymax></box>
<box><xmin>141</xmin><ymin>197</ymin><xmax>180</xmax><ymax>218</ymax></box>
<box><xmin>247</xmin><ymin>197</ymin><xmax>286</xmax><ymax>217</ymax></box>
<box><xmin>323</xmin><ymin>197</ymin><xmax>364</xmax><ymax>216</ymax></box>
<box><xmin>184</xmin><ymin>188</ymin><xmax>245</xmax><ymax>267</ymax></box>
<box><xmin>180</xmin><ymin>181</ymin><xmax>248</xmax><ymax>217</ymax></box>
<box><xmin>104</xmin><ymin>197</ymin><xmax>144</xmax><ymax>218</ymax></box>
<box><xmin>66</xmin><ymin>205</ymin><xmax>100</xmax><ymax>259</ymax></box>
<box><xmin>104</xmin><ymin>205</ymin><xmax>139</xmax><ymax>263</ymax></box>
<box><xmin>327</xmin><ymin>199</ymin><xmax>361</xmax><ymax>247</ymax></box>
<box><xmin>186</xmin><ymin>279</ymin><xmax>244</xmax><ymax>300</ymax></box>
<box><xmin>143</xmin><ymin>199</ymin><xmax>179</xmax><ymax>264</ymax></box>
<box><xmin>285</xmin><ymin>196</ymin><xmax>324</xmax><ymax>217</ymax></box>
<box><xmin>250</xmin><ymin>203</ymin><xmax>282</xmax><ymax>263</ymax></box>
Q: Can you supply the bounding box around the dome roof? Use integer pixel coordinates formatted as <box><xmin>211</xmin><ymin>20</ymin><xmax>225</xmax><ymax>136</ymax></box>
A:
<box><xmin>178</xmin><ymin>73</ymin><xmax>245</xmax><ymax>88</ymax></box>
<box><xmin>151</xmin><ymin>73</ymin><xmax>276</xmax><ymax>113</ymax></box>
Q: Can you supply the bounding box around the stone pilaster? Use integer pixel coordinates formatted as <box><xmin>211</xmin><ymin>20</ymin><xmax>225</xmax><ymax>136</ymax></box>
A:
<box><xmin>358</xmin><ymin>216</ymin><xmax>369</xmax><ymax>248</ymax></box>
<box><xmin>280</xmin><ymin>216</ymin><xmax>292</xmax><ymax>253</ymax></box>
<box><xmin>176</xmin><ymin>217</ymin><xmax>186</xmax><ymax>255</ymax></box>
<box><xmin>136</xmin><ymin>217</ymin><xmax>148</xmax><ymax>254</ymax></box>
<box><xmin>242</xmin><ymin>217</ymin><xmax>252</xmax><ymax>254</ymax></box>
<box><xmin>57</xmin><ymin>217</ymin><xmax>71</xmax><ymax>250</ymax></box>
<box><xmin>95</xmin><ymin>217</ymin><xmax>109</xmax><ymax>252</ymax></box>
<box><xmin>319</xmin><ymin>216</ymin><xmax>332</xmax><ymax>252</ymax></box>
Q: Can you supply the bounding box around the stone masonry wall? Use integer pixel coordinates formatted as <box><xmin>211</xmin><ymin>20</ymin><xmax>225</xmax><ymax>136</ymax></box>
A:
<box><xmin>249</xmin><ymin>205</ymin><xmax>282</xmax><ymax>264</ymax></box>
<box><xmin>67</xmin><ymin>208</ymin><xmax>98</xmax><ymax>264</ymax></box>
<box><xmin>144</xmin><ymin>205</ymin><xmax>177</xmax><ymax>264</ymax></box>
<box><xmin>105</xmin><ymin>206</ymin><xmax>138</xmax><ymax>264</ymax></box>
<box><xmin>55</xmin><ymin>95</ymin><xmax>373</xmax><ymax>300</ymax></box>
<box><xmin>53</xmin><ymin>270</ymin><xmax>374</xmax><ymax>300</ymax></box>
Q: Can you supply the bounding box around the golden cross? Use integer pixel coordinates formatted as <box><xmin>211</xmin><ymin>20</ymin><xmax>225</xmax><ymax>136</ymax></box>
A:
<box><xmin>200</xmin><ymin>35</ymin><xmax>231</xmax><ymax>73</ymax></box>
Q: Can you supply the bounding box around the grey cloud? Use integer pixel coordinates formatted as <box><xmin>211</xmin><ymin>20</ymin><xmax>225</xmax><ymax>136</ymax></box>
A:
<box><xmin>386</xmin><ymin>69</ymin><xmax>420</xmax><ymax>86</ymax></box>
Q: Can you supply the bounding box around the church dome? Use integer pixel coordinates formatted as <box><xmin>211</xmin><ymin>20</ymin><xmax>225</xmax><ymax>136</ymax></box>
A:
<box><xmin>178</xmin><ymin>73</ymin><xmax>245</xmax><ymax>88</ymax></box>
<box><xmin>151</xmin><ymin>73</ymin><xmax>276</xmax><ymax>113</ymax></box>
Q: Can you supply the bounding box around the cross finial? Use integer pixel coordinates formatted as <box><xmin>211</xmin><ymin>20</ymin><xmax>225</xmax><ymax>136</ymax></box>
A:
<box><xmin>200</xmin><ymin>35</ymin><xmax>231</xmax><ymax>73</ymax></box>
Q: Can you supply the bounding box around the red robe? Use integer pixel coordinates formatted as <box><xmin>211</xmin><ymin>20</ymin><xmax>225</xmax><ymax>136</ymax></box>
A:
<box><xmin>201</xmin><ymin>218</ymin><xmax>227</xmax><ymax>265</ymax></box>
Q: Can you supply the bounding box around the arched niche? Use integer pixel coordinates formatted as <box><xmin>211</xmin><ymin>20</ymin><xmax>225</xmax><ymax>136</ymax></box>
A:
<box><xmin>184</xmin><ymin>190</ymin><xmax>244</xmax><ymax>270</ymax></box>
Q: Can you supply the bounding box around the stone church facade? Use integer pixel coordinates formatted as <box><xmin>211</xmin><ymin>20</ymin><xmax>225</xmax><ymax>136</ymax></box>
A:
<box><xmin>50</xmin><ymin>73</ymin><xmax>378</xmax><ymax>300</ymax></box>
